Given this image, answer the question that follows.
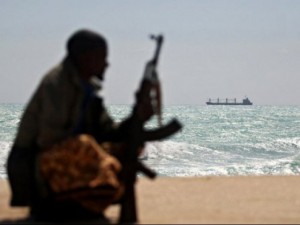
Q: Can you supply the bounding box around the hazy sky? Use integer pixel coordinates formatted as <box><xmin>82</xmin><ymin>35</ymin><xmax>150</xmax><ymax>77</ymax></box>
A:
<box><xmin>1</xmin><ymin>0</ymin><xmax>300</xmax><ymax>105</ymax></box>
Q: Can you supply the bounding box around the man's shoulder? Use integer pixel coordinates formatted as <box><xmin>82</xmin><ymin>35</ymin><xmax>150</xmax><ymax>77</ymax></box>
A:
<box><xmin>41</xmin><ymin>60</ymin><xmax>78</xmax><ymax>88</ymax></box>
<box><xmin>41</xmin><ymin>58</ymin><xmax>79</xmax><ymax>86</ymax></box>
<box><xmin>41</xmin><ymin>62</ymin><xmax>64</xmax><ymax>85</ymax></box>
<box><xmin>41</xmin><ymin>64</ymin><xmax>62</xmax><ymax>85</ymax></box>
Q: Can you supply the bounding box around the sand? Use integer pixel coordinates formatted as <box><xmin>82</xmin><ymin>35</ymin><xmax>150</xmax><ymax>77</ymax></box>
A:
<box><xmin>1</xmin><ymin>176</ymin><xmax>300</xmax><ymax>224</ymax></box>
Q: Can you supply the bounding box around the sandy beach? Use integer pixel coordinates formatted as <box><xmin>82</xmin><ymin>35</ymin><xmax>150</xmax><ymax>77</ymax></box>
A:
<box><xmin>1</xmin><ymin>176</ymin><xmax>300</xmax><ymax>224</ymax></box>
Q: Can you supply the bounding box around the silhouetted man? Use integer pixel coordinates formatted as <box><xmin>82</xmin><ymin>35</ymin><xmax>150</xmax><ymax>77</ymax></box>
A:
<box><xmin>7</xmin><ymin>29</ymin><xmax>154</xmax><ymax>221</ymax></box>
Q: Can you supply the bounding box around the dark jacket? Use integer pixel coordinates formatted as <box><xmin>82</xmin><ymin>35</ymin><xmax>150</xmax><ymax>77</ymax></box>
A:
<box><xmin>7</xmin><ymin>57</ymin><xmax>133</xmax><ymax>206</ymax></box>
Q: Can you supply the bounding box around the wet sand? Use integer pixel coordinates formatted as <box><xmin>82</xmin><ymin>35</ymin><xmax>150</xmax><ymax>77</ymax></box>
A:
<box><xmin>1</xmin><ymin>176</ymin><xmax>300</xmax><ymax>224</ymax></box>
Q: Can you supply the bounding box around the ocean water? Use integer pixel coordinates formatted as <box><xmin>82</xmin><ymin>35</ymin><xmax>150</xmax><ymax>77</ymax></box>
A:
<box><xmin>0</xmin><ymin>103</ymin><xmax>300</xmax><ymax>178</ymax></box>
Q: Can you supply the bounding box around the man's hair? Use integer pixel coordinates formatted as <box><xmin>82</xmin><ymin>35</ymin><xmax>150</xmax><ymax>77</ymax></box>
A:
<box><xmin>67</xmin><ymin>29</ymin><xmax>107</xmax><ymax>60</ymax></box>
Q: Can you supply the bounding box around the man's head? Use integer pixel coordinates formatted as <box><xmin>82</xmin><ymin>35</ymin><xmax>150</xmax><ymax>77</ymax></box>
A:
<box><xmin>67</xmin><ymin>29</ymin><xmax>109</xmax><ymax>81</ymax></box>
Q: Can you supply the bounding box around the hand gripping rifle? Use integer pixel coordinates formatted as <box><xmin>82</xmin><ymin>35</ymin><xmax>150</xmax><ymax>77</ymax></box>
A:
<box><xmin>119</xmin><ymin>35</ymin><xmax>182</xmax><ymax>223</ymax></box>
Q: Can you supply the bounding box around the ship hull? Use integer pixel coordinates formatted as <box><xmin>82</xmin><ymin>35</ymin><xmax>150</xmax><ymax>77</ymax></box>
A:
<box><xmin>206</xmin><ymin>102</ymin><xmax>253</xmax><ymax>105</ymax></box>
<box><xmin>206</xmin><ymin>97</ymin><xmax>253</xmax><ymax>105</ymax></box>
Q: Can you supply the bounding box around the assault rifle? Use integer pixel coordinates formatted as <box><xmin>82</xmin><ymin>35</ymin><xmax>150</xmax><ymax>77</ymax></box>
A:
<box><xmin>119</xmin><ymin>35</ymin><xmax>182</xmax><ymax>223</ymax></box>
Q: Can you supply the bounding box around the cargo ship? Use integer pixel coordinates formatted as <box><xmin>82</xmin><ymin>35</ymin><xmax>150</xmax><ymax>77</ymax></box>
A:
<box><xmin>206</xmin><ymin>97</ymin><xmax>253</xmax><ymax>105</ymax></box>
